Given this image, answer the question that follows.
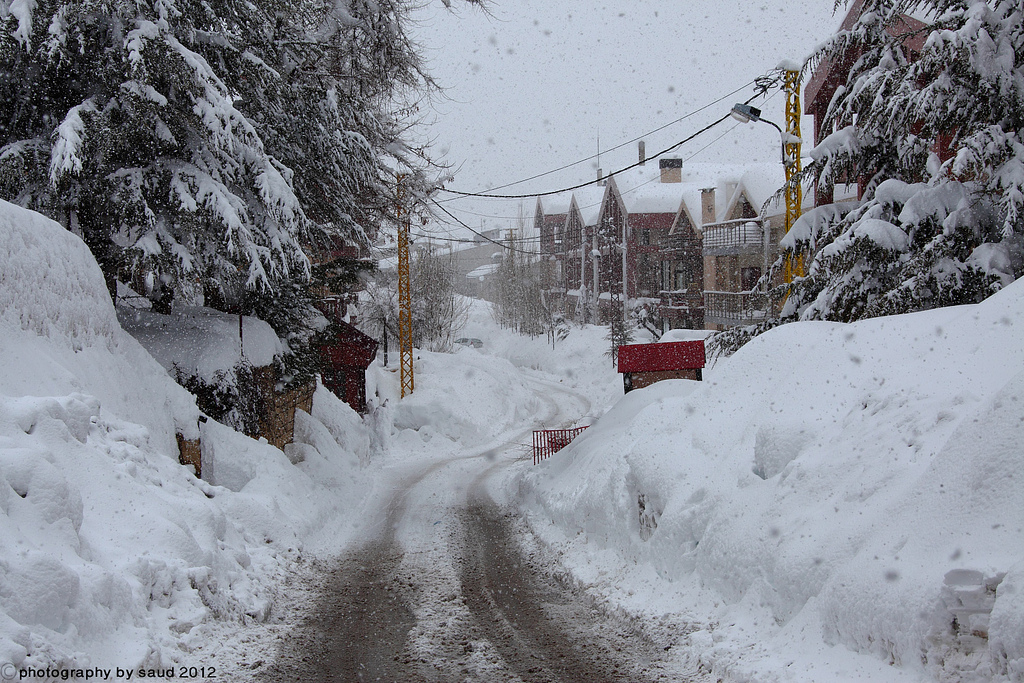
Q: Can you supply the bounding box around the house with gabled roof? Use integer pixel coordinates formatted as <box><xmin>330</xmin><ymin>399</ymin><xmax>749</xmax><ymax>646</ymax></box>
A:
<box><xmin>532</xmin><ymin>149</ymin><xmax>820</xmax><ymax>331</ymax></box>
<box><xmin>589</xmin><ymin>155</ymin><xmax>702</xmax><ymax>327</ymax></box>
<box><xmin>660</xmin><ymin>185</ymin><xmax>707</xmax><ymax>330</ymax></box>
<box><xmin>535</xmin><ymin>191</ymin><xmax>586</xmax><ymax>317</ymax></box>
<box><xmin>700</xmin><ymin>163</ymin><xmax>812</xmax><ymax>329</ymax></box>
<box><xmin>567</xmin><ymin>184</ymin><xmax>605</xmax><ymax>322</ymax></box>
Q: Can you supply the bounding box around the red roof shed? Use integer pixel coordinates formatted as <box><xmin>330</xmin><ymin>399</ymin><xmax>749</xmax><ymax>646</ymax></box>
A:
<box><xmin>617</xmin><ymin>341</ymin><xmax>705</xmax><ymax>373</ymax></box>
<box><xmin>617</xmin><ymin>340</ymin><xmax>705</xmax><ymax>393</ymax></box>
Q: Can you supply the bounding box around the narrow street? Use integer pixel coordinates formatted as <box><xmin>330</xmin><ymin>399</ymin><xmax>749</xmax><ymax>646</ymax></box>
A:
<box><xmin>256</xmin><ymin>379</ymin><xmax>686</xmax><ymax>682</ymax></box>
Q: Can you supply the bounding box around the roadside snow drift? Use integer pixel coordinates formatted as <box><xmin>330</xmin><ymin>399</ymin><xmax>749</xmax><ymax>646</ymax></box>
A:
<box><xmin>518</xmin><ymin>280</ymin><xmax>1024</xmax><ymax>681</ymax></box>
<box><xmin>0</xmin><ymin>201</ymin><xmax>374</xmax><ymax>670</ymax></box>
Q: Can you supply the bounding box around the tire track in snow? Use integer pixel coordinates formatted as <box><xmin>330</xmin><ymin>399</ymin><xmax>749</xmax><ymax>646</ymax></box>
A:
<box><xmin>255</xmin><ymin>374</ymin><xmax>681</xmax><ymax>682</ymax></box>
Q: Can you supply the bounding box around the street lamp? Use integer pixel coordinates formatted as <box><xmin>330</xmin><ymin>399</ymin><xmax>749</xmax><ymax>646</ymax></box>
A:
<box><xmin>731</xmin><ymin>102</ymin><xmax>804</xmax><ymax>282</ymax></box>
<box><xmin>731</xmin><ymin>103</ymin><xmax>784</xmax><ymax>157</ymax></box>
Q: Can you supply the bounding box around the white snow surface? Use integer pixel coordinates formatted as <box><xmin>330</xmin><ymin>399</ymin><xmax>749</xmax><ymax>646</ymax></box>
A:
<box><xmin>3</xmin><ymin>196</ymin><xmax>1024</xmax><ymax>681</ymax></box>
<box><xmin>0</xmin><ymin>204</ymin><xmax>575</xmax><ymax>676</ymax></box>
<box><xmin>516</xmin><ymin>281</ymin><xmax>1024</xmax><ymax>682</ymax></box>
<box><xmin>118</xmin><ymin>306</ymin><xmax>281</xmax><ymax>380</ymax></box>
<box><xmin>0</xmin><ymin>201</ymin><xmax>379</xmax><ymax>671</ymax></box>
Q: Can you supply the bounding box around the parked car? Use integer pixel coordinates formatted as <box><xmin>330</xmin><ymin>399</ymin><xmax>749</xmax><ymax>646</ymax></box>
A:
<box><xmin>455</xmin><ymin>337</ymin><xmax>483</xmax><ymax>348</ymax></box>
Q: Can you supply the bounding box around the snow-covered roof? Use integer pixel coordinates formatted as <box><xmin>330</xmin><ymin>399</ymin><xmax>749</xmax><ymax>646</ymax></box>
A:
<box><xmin>536</xmin><ymin>191</ymin><xmax>574</xmax><ymax>216</ymax></box>
<box><xmin>573</xmin><ymin>185</ymin><xmax>606</xmax><ymax>226</ymax></box>
<box><xmin>708</xmin><ymin>163</ymin><xmax>813</xmax><ymax>222</ymax></box>
<box><xmin>609</xmin><ymin>164</ymin><xmax>684</xmax><ymax>214</ymax></box>
<box><xmin>531</xmin><ymin>161</ymin><xmax>813</xmax><ymax>232</ymax></box>
<box><xmin>673</xmin><ymin>186</ymin><xmax>707</xmax><ymax>234</ymax></box>
<box><xmin>120</xmin><ymin>306</ymin><xmax>283</xmax><ymax>380</ymax></box>
<box><xmin>466</xmin><ymin>263</ymin><xmax>499</xmax><ymax>279</ymax></box>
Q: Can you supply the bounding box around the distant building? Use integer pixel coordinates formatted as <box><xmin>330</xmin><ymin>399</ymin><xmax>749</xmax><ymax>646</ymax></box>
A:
<box><xmin>532</xmin><ymin>150</ymin><xmax>707</xmax><ymax>330</ymax></box>
<box><xmin>530</xmin><ymin>146</ymin><xmax>822</xmax><ymax>331</ymax></box>
<box><xmin>449</xmin><ymin>228</ymin><xmax>505</xmax><ymax>302</ymax></box>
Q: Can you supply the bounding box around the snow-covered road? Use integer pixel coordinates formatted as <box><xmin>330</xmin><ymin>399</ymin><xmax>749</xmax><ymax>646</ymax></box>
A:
<box><xmin>249</xmin><ymin>373</ymin><xmax>689</xmax><ymax>681</ymax></box>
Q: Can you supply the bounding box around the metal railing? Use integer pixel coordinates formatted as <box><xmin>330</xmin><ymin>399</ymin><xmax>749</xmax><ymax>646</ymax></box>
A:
<box><xmin>702</xmin><ymin>219</ymin><xmax>764</xmax><ymax>253</ymax></box>
<box><xmin>703</xmin><ymin>290</ymin><xmax>768</xmax><ymax>324</ymax></box>
<box><xmin>533</xmin><ymin>426</ymin><xmax>589</xmax><ymax>464</ymax></box>
<box><xmin>658</xmin><ymin>290</ymin><xmax>704</xmax><ymax>310</ymax></box>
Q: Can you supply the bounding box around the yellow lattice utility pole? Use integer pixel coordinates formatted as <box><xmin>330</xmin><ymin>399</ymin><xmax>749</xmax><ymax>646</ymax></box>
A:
<box><xmin>396</xmin><ymin>174</ymin><xmax>414</xmax><ymax>398</ymax></box>
<box><xmin>783</xmin><ymin>68</ymin><xmax>804</xmax><ymax>283</ymax></box>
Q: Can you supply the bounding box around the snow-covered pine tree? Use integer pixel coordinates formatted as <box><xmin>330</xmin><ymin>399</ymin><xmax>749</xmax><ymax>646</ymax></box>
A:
<box><xmin>0</xmin><ymin>0</ymin><xmax>467</xmax><ymax>382</ymax></box>
<box><xmin>247</xmin><ymin>0</ymin><xmax>443</xmax><ymax>258</ymax></box>
<box><xmin>772</xmin><ymin>0</ymin><xmax>1024</xmax><ymax>325</ymax></box>
<box><xmin>0</xmin><ymin>0</ymin><xmax>312</xmax><ymax>306</ymax></box>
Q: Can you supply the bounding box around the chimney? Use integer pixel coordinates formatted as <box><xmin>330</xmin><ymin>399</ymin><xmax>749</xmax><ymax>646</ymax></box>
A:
<box><xmin>659</xmin><ymin>158</ymin><xmax>682</xmax><ymax>183</ymax></box>
<box><xmin>597</xmin><ymin>167</ymin><xmax>604</xmax><ymax>185</ymax></box>
<box><xmin>701</xmin><ymin>188</ymin><xmax>716</xmax><ymax>225</ymax></box>
<box><xmin>638</xmin><ymin>141</ymin><xmax>646</xmax><ymax>166</ymax></box>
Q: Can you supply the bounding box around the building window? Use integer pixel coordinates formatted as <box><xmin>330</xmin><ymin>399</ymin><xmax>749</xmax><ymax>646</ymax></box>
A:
<box><xmin>675</xmin><ymin>265</ymin><xmax>691</xmax><ymax>291</ymax></box>
<box><xmin>741</xmin><ymin>266</ymin><xmax>761</xmax><ymax>291</ymax></box>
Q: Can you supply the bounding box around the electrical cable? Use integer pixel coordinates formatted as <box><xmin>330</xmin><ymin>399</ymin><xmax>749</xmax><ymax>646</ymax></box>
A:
<box><xmin>429</xmin><ymin>198</ymin><xmax>541</xmax><ymax>256</ymax></box>
<box><xmin>420</xmin><ymin>120</ymin><xmax>747</xmax><ymax>244</ymax></box>
<box><xmin>444</xmin><ymin>79</ymin><xmax>758</xmax><ymax>196</ymax></box>
<box><xmin>436</xmin><ymin>113</ymin><xmax>731</xmax><ymax>200</ymax></box>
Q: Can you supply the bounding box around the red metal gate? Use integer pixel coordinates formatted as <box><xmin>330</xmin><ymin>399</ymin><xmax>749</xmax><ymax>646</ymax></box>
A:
<box><xmin>532</xmin><ymin>426</ymin><xmax>589</xmax><ymax>465</ymax></box>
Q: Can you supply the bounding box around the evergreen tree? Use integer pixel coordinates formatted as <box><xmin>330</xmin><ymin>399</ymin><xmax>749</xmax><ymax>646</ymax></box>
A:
<box><xmin>0</xmin><ymin>0</ymin><xmax>311</xmax><ymax>303</ymax></box>
<box><xmin>772</xmin><ymin>0</ymin><xmax>1024</xmax><ymax>328</ymax></box>
<box><xmin>0</xmin><ymin>0</ymin><xmax>468</xmax><ymax>379</ymax></box>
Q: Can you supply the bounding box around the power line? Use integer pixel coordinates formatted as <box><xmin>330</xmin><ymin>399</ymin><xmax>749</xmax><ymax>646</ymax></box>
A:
<box><xmin>437</xmin><ymin>113</ymin><xmax>731</xmax><ymax>200</ymax></box>
<box><xmin>441</xmin><ymin>79</ymin><xmax>758</xmax><ymax>197</ymax></box>
<box><xmin>425</xmin><ymin>121</ymin><xmax>746</xmax><ymax>236</ymax></box>
<box><xmin>438</xmin><ymin>204</ymin><xmax>536</xmax><ymax>221</ymax></box>
<box><xmin>429</xmin><ymin>199</ymin><xmax>541</xmax><ymax>256</ymax></box>
<box><xmin>410</xmin><ymin>230</ymin><xmax>543</xmax><ymax>245</ymax></box>
<box><xmin>592</xmin><ymin>120</ymin><xmax>745</xmax><ymax>205</ymax></box>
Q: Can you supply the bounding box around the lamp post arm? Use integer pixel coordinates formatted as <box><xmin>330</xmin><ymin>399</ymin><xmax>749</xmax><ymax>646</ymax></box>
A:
<box><xmin>758</xmin><ymin>118</ymin><xmax>786</xmax><ymax>162</ymax></box>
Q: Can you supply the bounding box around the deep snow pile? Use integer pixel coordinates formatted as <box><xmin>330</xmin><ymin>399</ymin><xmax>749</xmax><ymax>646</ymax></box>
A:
<box><xmin>517</xmin><ymin>282</ymin><xmax>1024</xmax><ymax>681</ymax></box>
<box><xmin>0</xmin><ymin>206</ymin><xmax>579</xmax><ymax>673</ymax></box>
<box><xmin>0</xmin><ymin>201</ymin><xmax>376</xmax><ymax>670</ymax></box>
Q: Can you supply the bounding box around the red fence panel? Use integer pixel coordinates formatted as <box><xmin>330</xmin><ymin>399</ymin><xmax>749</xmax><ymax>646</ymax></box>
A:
<box><xmin>533</xmin><ymin>426</ymin><xmax>589</xmax><ymax>465</ymax></box>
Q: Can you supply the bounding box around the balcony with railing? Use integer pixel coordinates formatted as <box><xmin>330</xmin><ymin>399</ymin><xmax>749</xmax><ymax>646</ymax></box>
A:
<box><xmin>702</xmin><ymin>219</ymin><xmax>764</xmax><ymax>255</ymax></box>
<box><xmin>658</xmin><ymin>290</ymin><xmax>704</xmax><ymax>326</ymax></box>
<box><xmin>658</xmin><ymin>290</ymin><xmax>704</xmax><ymax>311</ymax></box>
<box><xmin>703</xmin><ymin>290</ymin><xmax>769</xmax><ymax>326</ymax></box>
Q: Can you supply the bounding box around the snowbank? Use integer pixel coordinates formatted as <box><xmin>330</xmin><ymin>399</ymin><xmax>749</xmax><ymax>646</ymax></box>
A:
<box><xmin>0</xmin><ymin>201</ymin><xmax>374</xmax><ymax>671</ymax></box>
<box><xmin>517</xmin><ymin>279</ymin><xmax>1024</xmax><ymax>681</ymax></box>
<box><xmin>118</xmin><ymin>307</ymin><xmax>281</xmax><ymax>382</ymax></box>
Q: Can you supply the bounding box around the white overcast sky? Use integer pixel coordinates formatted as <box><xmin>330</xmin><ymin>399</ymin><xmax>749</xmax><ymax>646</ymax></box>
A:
<box><xmin>407</xmin><ymin>1</ymin><xmax>845</xmax><ymax>238</ymax></box>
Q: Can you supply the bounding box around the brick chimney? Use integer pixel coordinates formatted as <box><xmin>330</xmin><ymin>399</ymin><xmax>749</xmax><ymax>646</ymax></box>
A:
<box><xmin>660</xmin><ymin>158</ymin><xmax>682</xmax><ymax>183</ymax></box>
<box><xmin>701</xmin><ymin>187</ymin><xmax>716</xmax><ymax>225</ymax></box>
<box><xmin>639</xmin><ymin>141</ymin><xmax>646</xmax><ymax>166</ymax></box>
